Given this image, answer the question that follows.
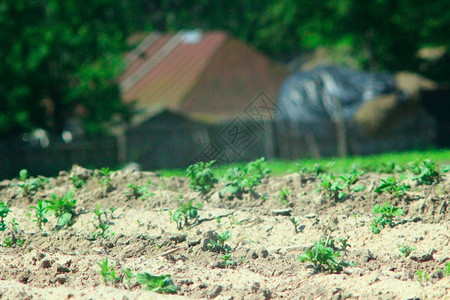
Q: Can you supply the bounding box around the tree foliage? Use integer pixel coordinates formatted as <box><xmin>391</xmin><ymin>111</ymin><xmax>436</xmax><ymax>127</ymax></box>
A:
<box><xmin>1</xmin><ymin>0</ymin><xmax>450</xmax><ymax>136</ymax></box>
<box><xmin>144</xmin><ymin>0</ymin><xmax>450</xmax><ymax>71</ymax></box>
<box><xmin>0</xmin><ymin>0</ymin><xmax>143</xmax><ymax>136</ymax></box>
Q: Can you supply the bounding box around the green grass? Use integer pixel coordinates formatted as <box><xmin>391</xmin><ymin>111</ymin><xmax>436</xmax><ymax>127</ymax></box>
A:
<box><xmin>157</xmin><ymin>149</ymin><xmax>450</xmax><ymax>177</ymax></box>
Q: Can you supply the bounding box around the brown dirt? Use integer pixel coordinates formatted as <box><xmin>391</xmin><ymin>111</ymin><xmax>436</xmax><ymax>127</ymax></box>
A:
<box><xmin>0</xmin><ymin>165</ymin><xmax>449</xmax><ymax>299</ymax></box>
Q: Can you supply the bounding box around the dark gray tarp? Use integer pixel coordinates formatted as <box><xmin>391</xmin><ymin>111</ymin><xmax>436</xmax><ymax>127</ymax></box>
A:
<box><xmin>277</xmin><ymin>65</ymin><xmax>402</xmax><ymax>122</ymax></box>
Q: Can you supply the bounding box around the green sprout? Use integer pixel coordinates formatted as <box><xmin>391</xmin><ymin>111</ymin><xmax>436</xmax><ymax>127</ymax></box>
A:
<box><xmin>208</xmin><ymin>230</ymin><xmax>232</xmax><ymax>253</ymax></box>
<box><xmin>169</xmin><ymin>199</ymin><xmax>201</xmax><ymax>230</ymax></box>
<box><xmin>2</xmin><ymin>237</ymin><xmax>13</xmax><ymax>248</ymax></box>
<box><xmin>122</xmin><ymin>268</ymin><xmax>135</xmax><ymax>290</ymax></box>
<box><xmin>97</xmin><ymin>167</ymin><xmax>113</xmax><ymax>192</ymax></box>
<box><xmin>310</xmin><ymin>163</ymin><xmax>330</xmax><ymax>175</ymax></box>
<box><xmin>444</xmin><ymin>262</ymin><xmax>450</xmax><ymax>276</ymax></box>
<box><xmin>290</xmin><ymin>217</ymin><xmax>299</xmax><ymax>234</ymax></box>
<box><xmin>375</xmin><ymin>175</ymin><xmax>410</xmax><ymax>198</ymax></box>
<box><xmin>338</xmin><ymin>237</ymin><xmax>351</xmax><ymax>250</ymax></box>
<box><xmin>416</xmin><ymin>270</ymin><xmax>429</xmax><ymax>284</ymax></box>
<box><xmin>220</xmin><ymin>252</ymin><xmax>235</xmax><ymax>268</ymax></box>
<box><xmin>69</xmin><ymin>175</ymin><xmax>86</xmax><ymax>189</ymax></box>
<box><xmin>279</xmin><ymin>189</ymin><xmax>291</xmax><ymax>206</ymax></box>
<box><xmin>186</xmin><ymin>160</ymin><xmax>218</xmax><ymax>194</ymax></box>
<box><xmin>371</xmin><ymin>202</ymin><xmax>403</xmax><ymax>234</ymax></box>
<box><xmin>92</xmin><ymin>205</ymin><xmax>114</xmax><ymax>239</ymax></box>
<box><xmin>126</xmin><ymin>181</ymin><xmax>154</xmax><ymax>200</ymax></box>
<box><xmin>409</xmin><ymin>159</ymin><xmax>449</xmax><ymax>185</ymax></box>
<box><xmin>338</xmin><ymin>169</ymin><xmax>366</xmax><ymax>193</ymax></box>
<box><xmin>15</xmin><ymin>169</ymin><xmax>49</xmax><ymax>196</ymax></box>
<box><xmin>29</xmin><ymin>199</ymin><xmax>48</xmax><ymax>230</ymax></box>
<box><xmin>45</xmin><ymin>190</ymin><xmax>77</xmax><ymax>228</ymax></box>
<box><xmin>0</xmin><ymin>202</ymin><xmax>11</xmax><ymax>231</ymax></box>
<box><xmin>97</xmin><ymin>258</ymin><xmax>121</xmax><ymax>285</ymax></box>
<box><xmin>221</xmin><ymin>158</ymin><xmax>270</xmax><ymax>196</ymax></box>
<box><xmin>298</xmin><ymin>238</ymin><xmax>353</xmax><ymax>273</ymax></box>
<box><xmin>317</xmin><ymin>173</ymin><xmax>347</xmax><ymax>201</ymax></box>
<box><xmin>1</xmin><ymin>218</ymin><xmax>26</xmax><ymax>248</ymax></box>
<box><xmin>136</xmin><ymin>272</ymin><xmax>179</xmax><ymax>294</ymax></box>
<box><xmin>399</xmin><ymin>245</ymin><xmax>416</xmax><ymax>257</ymax></box>
<box><xmin>376</xmin><ymin>161</ymin><xmax>404</xmax><ymax>174</ymax></box>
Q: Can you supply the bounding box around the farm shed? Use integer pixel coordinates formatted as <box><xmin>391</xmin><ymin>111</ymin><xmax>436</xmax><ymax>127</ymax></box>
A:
<box><xmin>119</xmin><ymin>30</ymin><xmax>288</xmax><ymax>169</ymax></box>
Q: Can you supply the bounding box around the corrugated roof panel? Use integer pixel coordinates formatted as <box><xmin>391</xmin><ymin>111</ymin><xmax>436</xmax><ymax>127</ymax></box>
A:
<box><xmin>120</xmin><ymin>34</ymin><xmax>173</xmax><ymax>84</ymax></box>
<box><xmin>122</xmin><ymin>32</ymin><xmax>227</xmax><ymax>117</ymax></box>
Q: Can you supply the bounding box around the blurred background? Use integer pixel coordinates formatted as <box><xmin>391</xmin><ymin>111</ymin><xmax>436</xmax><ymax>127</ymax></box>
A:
<box><xmin>1</xmin><ymin>0</ymin><xmax>449</xmax><ymax>179</ymax></box>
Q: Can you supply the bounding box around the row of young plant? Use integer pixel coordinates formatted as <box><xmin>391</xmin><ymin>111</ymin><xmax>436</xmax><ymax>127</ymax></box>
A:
<box><xmin>183</xmin><ymin>158</ymin><xmax>450</xmax><ymax>283</ymax></box>
<box><xmin>187</xmin><ymin>157</ymin><xmax>449</xmax><ymax>197</ymax></box>
<box><xmin>295</xmin><ymin>159</ymin><xmax>449</xmax><ymax>282</ymax></box>
<box><xmin>14</xmin><ymin>158</ymin><xmax>449</xmax><ymax>200</ymax></box>
<box><xmin>2</xmin><ymin>177</ymin><xmax>178</xmax><ymax>294</ymax></box>
<box><xmin>0</xmin><ymin>192</ymin><xmax>116</xmax><ymax>243</ymax></box>
<box><xmin>6</xmin><ymin>158</ymin><xmax>450</xmax><ymax>293</ymax></box>
<box><xmin>15</xmin><ymin>167</ymin><xmax>156</xmax><ymax>199</ymax></box>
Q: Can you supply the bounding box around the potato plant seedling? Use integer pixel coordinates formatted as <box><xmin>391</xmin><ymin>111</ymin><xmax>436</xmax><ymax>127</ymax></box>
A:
<box><xmin>121</xmin><ymin>268</ymin><xmax>134</xmax><ymax>290</ymax></box>
<box><xmin>45</xmin><ymin>190</ymin><xmax>77</xmax><ymax>229</ymax></box>
<box><xmin>398</xmin><ymin>245</ymin><xmax>416</xmax><ymax>257</ymax></box>
<box><xmin>186</xmin><ymin>160</ymin><xmax>218</xmax><ymax>194</ymax></box>
<box><xmin>316</xmin><ymin>169</ymin><xmax>366</xmax><ymax>202</ymax></box>
<box><xmin>290</xmin><ymin>217</ymin><xmax>300</xmax><ymax>234</ymax></box>
<box><xmin>337</xmin><ymin>237</ymin><xmax>351</xmax><ymax>250</ymax></box>
<box><xmin>208</xmin><ymin>230</ymin><xmax>232</xmax><ymax>253</ymax></box>
<box><xmin>169</xmin><ymin>199</ymin><xmax>201</xmax><ymax>230</ymax></box>
<box><xmin>220</xmin><ymin>252</ymin><xmax>236</xmax><ymax>268</ymax></box>
<box><xmin>279</xmin><ymin>188</ymin><xmax>291</xmax><ymax>206</ymax></box>
<box><xmin>0</xmin><ymin>202</ymin><xmax>10</xmax><ymax>231</ymax></box>
<box><xmin>375</xmin><ymin>175</ymin><xmax>410</xmax><ymax>198</ymax></box>
<box><xmin>136</xmin><ymin>272</ymin><xmax>179</xmax><ymax>294</ymax></box>
<box><xmin>0</xmin><ymin>216</ymin><xmax>26</xmax><ymax>248</ymax></box>
<box><xmin>221</xmin><ymin>157</ymin><xmax>270</xmax><ymax>196</ymax></box>
<box><xmin>371</xmin><ymin>202</ymin><xmax>403</xmax><ymax>234</ymax></box>
<box><xmin>299</xmin><ymin>163</ymin><xmax>331</xmax><ymax>175</ymax></box>
<box><xmin>29</xmin><ymin>199</ymin><xmax>48</xmax><ymax>230</ymax></box>
<box><xmin>416</xmin><ymin>270</ymin><xmax>429</xmax><ymax>284</ymax></box>
<box><xmin>97</xmin><ymin>258</ymin><xmax>121</xmax><ymax>285</ymax></box>
<box><xmin>409</xmin><ymin>159</ymin><xmax>450</xmax><ymax>185</ymax></box>
<box><xmin>97</xmin><ymin>167</ymin><xmax>113</xmax><ymax>192</ymax></box>
<box><xmin>69</xmin><ymin>175</ymin><xmax>86</xmax><ymax>189</ymax></box>
<box><xmin>126</xmin><ymin>181</ymin><xmax>154</xmax><ymax>200</ymax></box>
<box><xmin>97</xmin><ymin>259</ymin><xmax>178</xmax><ymax>294</ymax></box>
<box><xmin>298</xmin><ymin>238</ymin><xmax>353</xmax><ymax>273</ymax></box>
<box><xmin>376</xmin><ymin>161</ymin><xmax>404</xmax><ymax>174</ymax></box>
<box><xmin>317</xmin><ymin>173</ymin><xmax>348</xmax><ymax>201</ymax></box>
<box><xmin>444</xmin><ymin>262</ymin><xmax>450</xmax><ymax>276</ymax></box>
<box><xmin>15</xmin><ymin>169</ymin><xmax>49</xmax><ymax>196</ymax></box>
<box><xmin>91</xmin><ymin>205</ymin><xmax>115</xmax><ymax>239</ymax></box>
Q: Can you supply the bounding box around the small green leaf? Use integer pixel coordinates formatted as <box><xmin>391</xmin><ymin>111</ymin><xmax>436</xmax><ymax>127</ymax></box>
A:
<box><xmin>57</xmin><ymin>212</ymin><xmax>72</xmax><ymax>227</ymax></box>
<box><xmin>352</xmin><ymin>185</ymin><xmax>366</xmax><ymax>192</ymax></box>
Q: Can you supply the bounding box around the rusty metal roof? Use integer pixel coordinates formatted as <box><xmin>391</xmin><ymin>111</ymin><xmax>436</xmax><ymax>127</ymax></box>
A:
<box><xmin>120</xmin><ymin>30</ymin><xmax>287</xmax><ymax>124</ymax></box>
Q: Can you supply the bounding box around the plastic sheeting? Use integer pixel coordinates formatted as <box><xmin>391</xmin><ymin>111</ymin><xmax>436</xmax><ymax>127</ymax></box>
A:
<box><xmin>277</xmin><ymin>65</ymin><xmax>402</xmax><ymax>122</ymax></box>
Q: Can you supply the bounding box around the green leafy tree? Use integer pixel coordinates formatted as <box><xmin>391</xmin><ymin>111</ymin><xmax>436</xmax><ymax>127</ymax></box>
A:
<box><xmin>143</xmin><ymin>0</ymin><xmax>450</xmax><ymax>74</ymax></box>
<box><xmin>0</xmin><ymin>0</ymin><xmax>140</xmax><ymax>136</ymax></box>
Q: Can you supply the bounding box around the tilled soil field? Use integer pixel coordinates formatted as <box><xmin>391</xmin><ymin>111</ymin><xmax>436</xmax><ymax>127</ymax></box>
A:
<box><xmin>0</xmin><ymin>165</ymin><xmax>449</xmax><ymax>299</ymax></box>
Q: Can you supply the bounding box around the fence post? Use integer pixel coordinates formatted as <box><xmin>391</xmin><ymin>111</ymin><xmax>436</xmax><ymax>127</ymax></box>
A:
<box><xmin>115</xmin><ymin>126</ymin><xmax>127</xmax><ymax>166</ymax></box>
<box><xmin>264</xmin><ymin>121</ymin><xmax>275</xmax><ymax>160</ymax></box>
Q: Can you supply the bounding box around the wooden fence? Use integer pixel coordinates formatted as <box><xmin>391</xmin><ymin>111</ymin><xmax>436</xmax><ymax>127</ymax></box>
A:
<box><xmin>0</xmin><ymin>114</ymin><xmax>436</xmax><ymax>180</ymax></box>
<box><xmin>0</xmin><ymin>137</ymin><xmax>118</xmax><ymax>179</ymax></box>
